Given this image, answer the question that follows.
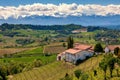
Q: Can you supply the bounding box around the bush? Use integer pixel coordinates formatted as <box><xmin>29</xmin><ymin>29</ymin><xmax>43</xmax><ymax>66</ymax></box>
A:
<box><xmin>74</xmin><ymin>69</ymin><xmax>82</xmax><ymax>79</ymax></box>
<box><xmin>16</xmin><ymin>39</ymin><xmax>35</xmax><ymax>45</ymax></box>
<box><xmin>0</xmin><ymin>64</ymin><xmax>7</xmax><ymax>80</ymax></box>
<box><xmin>94</xmin><ymin>43</ymin><xmax>103</xmax><ymax>53</ymax></box>
<box><xmin>114</xmin><ymin>47</ymin><xmax>119</xmax><ymax>56</ymax></box>
<box><xmin>33</xmin><ymin>59</ymin><xmax>42</xmax><ymax>67</ymax></box>
<box><xmin>81</xmin><ymin>74</ymin><xmax>89</xmax><ymax>80</ymax></box>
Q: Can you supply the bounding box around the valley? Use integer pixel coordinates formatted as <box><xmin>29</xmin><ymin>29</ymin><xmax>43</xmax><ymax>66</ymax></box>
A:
<box><xmin>0</xmin><ymin>24</ymin><xmax>120</xmax><ymax>80</ymax></box>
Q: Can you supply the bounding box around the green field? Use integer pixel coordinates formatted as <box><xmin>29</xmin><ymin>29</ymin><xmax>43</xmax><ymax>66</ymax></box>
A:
<box><xmin>16</xmin><ymin>47</ymin><xmax>44</xmax><ymax>55</ymax></box>
<box><xmin>0</xmin><ymin>46</ymin><xmax>56</xmax><ymax>65</ymax></box>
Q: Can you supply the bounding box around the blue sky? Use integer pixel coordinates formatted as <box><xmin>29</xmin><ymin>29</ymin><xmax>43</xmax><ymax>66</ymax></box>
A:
<box><xmin>0</xmin><ymin>0</ymin><xmax>120</xmax><ymax>6</ymax></box>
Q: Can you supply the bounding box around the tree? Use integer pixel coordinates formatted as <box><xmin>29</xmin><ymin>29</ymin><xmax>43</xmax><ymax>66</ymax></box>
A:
<box><xmin>63</xmin><ymin>43</ymin><xmax>66</xmax><ymax>47</ymax></box>
<box><xmin>0</xmin><ymin>64</ymin><xmax>7</xmax><ymax>80</ymax></box>
<box><xmin>67</xmin><ymin>36</ymin><xmax>74</xmax><ymax>49</ymax></box>
<box><xmin>108</xmin><ymin>57</ymin><xmax>116</xmax><ymax>77</ymax></box>
<box><xmin>114</xmin><ymin>47</ymin><xmax>119</xmax><ymax>56</ymax></box>
<box><xmin>94</xmin><ymin>43</ymin><xmax>103</xmax><ymax>53</ymax></box>
<box><xmin>99</xmin><ymin>60</ymin><xmax>107</xmax><ymax>80</ymax></box>
<box><xmin>117</xmin><ymin>49</ymin><xmax>120</xmax><ymax>58</ymax></box>
<box><xmin>74</xmin><ymin>69</ymin><xmax>82</xmax><ymax>79</ymax></box>
<box><xmin>115</xmin><ymin>58</ymin><xmax>120</xmax><ymax>77</ymax></box>
<box><xmin>93</xmin><ymin>70</ymin><xmax>97</xmax><ymax>76</ymax></box>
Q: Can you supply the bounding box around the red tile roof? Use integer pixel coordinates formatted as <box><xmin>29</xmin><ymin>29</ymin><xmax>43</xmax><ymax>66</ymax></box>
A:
<box><xmin>58</xmin><ymin>44</ymin><xmax>94</xmax><ymax>55</ymax></box>
<box><xmin>65</xmin><ymin>49</ymin><xmax>81</xmax><ymax>54</ymax></box>
<box><xmin>74</xmin><ymin>44</ymin><xmax>92</xmax><ymax>50</ymax></box>
<box><xmin>107</xmin><ymin>45</ymin><xmax>120</xmax><ymax>51</ymax></box>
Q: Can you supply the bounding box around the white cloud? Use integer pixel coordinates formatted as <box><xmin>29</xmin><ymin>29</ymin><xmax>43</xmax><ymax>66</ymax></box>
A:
<box><xmin>0</xmin><ymin>3</ymin><xmax>120</xmax><ymax>19</ymax></box>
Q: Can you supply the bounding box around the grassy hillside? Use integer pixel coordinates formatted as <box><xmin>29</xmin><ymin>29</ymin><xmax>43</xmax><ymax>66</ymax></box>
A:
<box><xmin>9</xmin><ymin>55</ymin><xmax>103</xmax><ymax>80</ymax></box>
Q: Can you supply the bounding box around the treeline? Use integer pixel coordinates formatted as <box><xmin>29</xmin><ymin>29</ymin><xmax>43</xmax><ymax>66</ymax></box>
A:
<box><xmin>0</xmin><ymin>23</ymin><xmax>107</xmax><ymax>31</ymax></box>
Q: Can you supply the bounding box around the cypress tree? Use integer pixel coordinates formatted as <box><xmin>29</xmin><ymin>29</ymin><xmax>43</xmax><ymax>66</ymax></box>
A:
<box><xmin>67</xmin><ymin>36</ymin><xmax>74</xmax><ymax>49</ymax></box>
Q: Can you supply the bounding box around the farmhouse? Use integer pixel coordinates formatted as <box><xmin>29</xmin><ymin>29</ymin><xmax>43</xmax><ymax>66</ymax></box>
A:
<box><xmin>104</xmin><ymin>45</ymin><xmax>120</xmax><ymax>53</ymax></box>
<box><xmin>71</xmin><ymin>28</ymin><xmax>87</xmax><ymax>34</ymax></box>
<box><xmin>57</xmin><ymin>44</ymin><xmax>94</xmax><ymax>64</ymax></box>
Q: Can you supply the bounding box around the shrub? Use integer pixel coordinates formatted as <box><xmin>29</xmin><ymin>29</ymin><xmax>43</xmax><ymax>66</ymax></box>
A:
<box><xmin>81</xmin><ymin>74</ymin><xmax>89</xmax><ymax>80</ymax></box>
<box><xmin>16</xmin><ymin>39</ymin><xmax>35</xmax><ymax>45</ymax></box>
<box><xmin>114</xmin><ymin>47</ymin><xmax>119</xmax><ymax>56</ymax></box>
<box><xmin>74</xmin><ymin>69</ymin><xmax>82</xmax><ymax>79</ymax></box>
<box><xmin>33</xmin><ymin>59</ymin><xmax>42</xmax><ymax>67</ymax></box>
<box><xmin>94</xmin><ymin>43</ymin><xmax>103</xmax><ymax>53</ymax></box>
<box><xmin>0</xmin><ymin>64</ymin><xmax>7</xmax><ymax>80</ymax></box>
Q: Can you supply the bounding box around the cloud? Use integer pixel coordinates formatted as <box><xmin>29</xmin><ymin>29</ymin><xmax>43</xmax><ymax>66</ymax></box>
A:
<box><xmin>0</xmin><ymin>3</ymin><xmax>120</xmax><ymax>19</ymax></box>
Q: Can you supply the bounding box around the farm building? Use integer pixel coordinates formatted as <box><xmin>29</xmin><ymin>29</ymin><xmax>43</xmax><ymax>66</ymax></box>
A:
<box><xmin>57</xmin><ymin>44</ymin><xmax>94</xmax><ymax>64</ymax></box>
<box><xmin>71</xmin><ymin>28</ymin><xmax>87</xmax><ymax>34</ymax></box>
<box><xmin>104</xmin><ymin>45</ymin><xmax>120</xmax><ymax>53</ymax></box>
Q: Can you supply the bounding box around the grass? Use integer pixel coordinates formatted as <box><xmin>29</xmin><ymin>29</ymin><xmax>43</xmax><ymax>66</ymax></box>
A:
<box><xmin>7</xmin><ymin>46</ymin><xmax>44</xmax><ymax>58</ymax></box>
<box><xmin>17</xmin><ymin>46</ymin><xmax>43</xmax><ymax>55</ymax></box>
<box><xmin>9</xmin><ymin>55</ymin><xmax>104</xmax><ymax>80</ymax></box>
<box><xmin>0</xmin><ymin>55</ymin><xmax>56</xmax><ymax>64</ymax></box>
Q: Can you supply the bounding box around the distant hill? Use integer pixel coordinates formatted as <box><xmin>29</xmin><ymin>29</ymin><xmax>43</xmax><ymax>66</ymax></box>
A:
<box><xmin>0</xmin><ymin>23</ymin><xmax>107</xmax><ymax>32</ymax></box>
<box><xmin>101</xmin><ymin>25</ymin><xmax>120</xmax><ymax>30</ymax></box>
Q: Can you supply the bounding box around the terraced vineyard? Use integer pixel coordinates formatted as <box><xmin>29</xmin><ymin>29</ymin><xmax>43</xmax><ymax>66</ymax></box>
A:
<box><xmin>44</xmin><ymin>46</ymin><xmax>66</xmax><ymax>54</ymax></box>
<box><xmin>10</xmin><ymin>55</ymin><xmax>103</xmax><ymax>80</ymax></box>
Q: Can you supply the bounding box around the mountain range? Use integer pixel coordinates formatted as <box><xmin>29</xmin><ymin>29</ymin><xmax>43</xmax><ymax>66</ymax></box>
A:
<box><xmin>0</xmin><ymin>15</ymin><xmax>120</xmax><ymax>26</ymax></box>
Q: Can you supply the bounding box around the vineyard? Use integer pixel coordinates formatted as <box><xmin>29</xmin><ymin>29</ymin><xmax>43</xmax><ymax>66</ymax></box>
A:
<box><xmin>9</xmin><ymin>55</ymin><xmax>104</xmax><ymax>80</ymax></box>
<box><xmin>43</xmin><ymin>46</ymin><xmax>66</xmax><ymax>54</ymax></box>
<box><xmin>0</xmin><ymin>48</ymin><xmax>32</xmax><ymax>56</ymax></box>
<box><xmin>0</xmin><ymin>46</ymin><xmax>57</xmax><ymax>65</ymax></box>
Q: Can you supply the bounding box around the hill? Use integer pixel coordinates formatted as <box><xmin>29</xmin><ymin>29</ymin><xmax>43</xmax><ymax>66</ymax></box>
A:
<box><xmin>9</xmin><ymin>55</ymin><xmax>103</xmax><ymax>80</ymax></box>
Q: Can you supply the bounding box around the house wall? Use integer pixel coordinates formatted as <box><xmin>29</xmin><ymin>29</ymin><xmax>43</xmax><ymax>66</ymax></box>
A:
<box><xmin>64</xmin><ymin>51</ymin><xmax>93</xmax><ymax>63</ymax></box>
<box><xmin>57</xmin><ymin>53</ymin><xmax>65</xmax><ymax>61</ymax></box>
<box><xmin>75</xmin><ymin>51</ymin><xmax>93</xmax><ymax>60</ymax></box>
<box><xmin>104</xmin><ymin>47</ymin><xmax>110</xmax><ymax>53</ymax></box>
<box><xmin>104</xmin><ymin>47</ymin><xmax>114</xmax><ymax>53</ymax></box>
<box><xmin>65</xmin><ymin>53</ymin><xmax>76</xmax><ymax>63</ymax></box>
